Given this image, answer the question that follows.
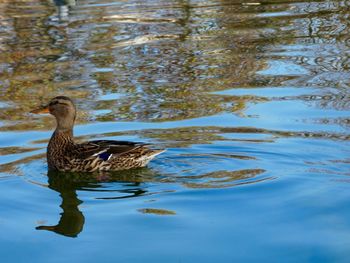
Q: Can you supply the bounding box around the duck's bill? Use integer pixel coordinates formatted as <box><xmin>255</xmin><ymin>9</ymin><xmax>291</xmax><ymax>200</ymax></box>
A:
<box><xmin>30</xmin><ymin>105</ymin><xmax>50</xmax><ymax>114</ymax></box>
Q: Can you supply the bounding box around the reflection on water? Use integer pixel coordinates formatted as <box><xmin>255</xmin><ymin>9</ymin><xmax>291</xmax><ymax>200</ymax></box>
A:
<box><xmin>0</xmin><ymin>0</ymin><xmax>350</xmax><ymax>261</ymax></box>
<box><xmin>0</xmin><ymin>0</ymin><xmax>349</xmax><ymax>130</ymax></box>
<box><xmin>35</xmin><ymin>169</ymin><xmax>150</xmax><ymax>237</ymax></box>
<box><xmin>138</xmin><ymin>208</ymin><xmax>176</xmax><ymax>215</ymax></box>
<box><xmin>34</xmin><ymin>166</ymin><xmax>266</xmax><ymax>237</ymax></box>
<box><xmin>36</xmin><ymin>171</ymin><xmax>85</xmax><ymax>237</ymax></box>
<box><xmin>52</xmin><ymin>0</ymin><xmax>76</xmax><ymax>22</ymax></box>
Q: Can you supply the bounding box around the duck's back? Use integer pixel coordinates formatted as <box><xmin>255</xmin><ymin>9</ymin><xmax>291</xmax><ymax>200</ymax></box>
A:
<box><xmin>48</xmin><ymin>136</ymin><xmax>165</xmax><ymax>172</ymax></box>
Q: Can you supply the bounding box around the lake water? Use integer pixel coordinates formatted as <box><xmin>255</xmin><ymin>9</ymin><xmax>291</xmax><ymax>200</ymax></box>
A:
<box><xmin>0</xmin><ymin>0</ymin><xmax>350</xmax><ymax>262</ymax></box>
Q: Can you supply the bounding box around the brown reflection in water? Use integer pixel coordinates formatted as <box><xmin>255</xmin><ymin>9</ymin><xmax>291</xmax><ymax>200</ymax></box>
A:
<box><xmin>140</xmin><ymin>126</ymin><xmax>350</xmax><ymax>145</ymax></box>
<box><xmin>0</xmin><ymin>153</ymin><xmax>46</xmax><ymax>176</ymax></box>
<box><xmin>0</xmin><ymin>0</ymin><xmax>91</xmax><ymax>130</ymax></box>
<box><xmin>266</xmin><ymin>1</ymin><xmax>350</xmax><ymax>111</ymax></box>
<box><xmin>178</xmin><ymin>169</ymin><xmax>267</xmax><ymax>189</ymax></box>
<box><xmin>0</xmin><ymin>146</ymin><xmax>41</xmax><ymax>156</ymax></box>
<box><xmin>0</xmin><ymin>0</ymin><xmax>271</xmax><ymax>131</ymax></box>
<box><xmin>138</xmin><ymin>208</ymin><xmax>176</xmax><ymax>215</ymax></box>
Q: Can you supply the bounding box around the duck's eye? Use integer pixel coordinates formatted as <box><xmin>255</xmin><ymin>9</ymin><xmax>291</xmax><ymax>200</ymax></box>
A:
<box><xmin>49</xmin><ymin>100</ymin><xmax>71</xmax><ymax>107</ymax></box>
<box><xmin>49</xmin><ymin>101</ymin><xmax>59</xmax><ymax>106</ymax></box>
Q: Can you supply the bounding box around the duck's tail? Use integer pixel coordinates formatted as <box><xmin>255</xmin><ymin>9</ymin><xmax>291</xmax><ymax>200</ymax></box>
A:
<box><xmin>139</xmin><ymin>149</ymin><xmax>166</xmax><ymax>164</ymax></box>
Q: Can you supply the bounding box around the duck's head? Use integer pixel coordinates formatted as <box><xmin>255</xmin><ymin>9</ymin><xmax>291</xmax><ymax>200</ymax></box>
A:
<box><xmin>31</xmin><ymin>96</ymin><xmax>76</xmax><ymax>131</ymax></box>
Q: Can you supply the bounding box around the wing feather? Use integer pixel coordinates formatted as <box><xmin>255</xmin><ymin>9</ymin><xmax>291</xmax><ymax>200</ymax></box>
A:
<box><xmin>73</xmin><ymin>140</ymin><xmax>147</xmax><ymax>160</ymax></box>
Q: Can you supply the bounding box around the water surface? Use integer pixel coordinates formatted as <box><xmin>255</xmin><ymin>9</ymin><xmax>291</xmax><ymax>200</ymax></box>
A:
<box><xmin>0</xmin><ymin>0</ymin><xmax>350</xmax><ymax>262</ymax></box>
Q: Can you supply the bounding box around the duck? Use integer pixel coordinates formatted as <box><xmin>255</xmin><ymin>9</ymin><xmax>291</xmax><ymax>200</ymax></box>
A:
<box><xmin>31</xmin><ymin>96</ymin><xmax>165</xmax><ymax>172</ymax></box>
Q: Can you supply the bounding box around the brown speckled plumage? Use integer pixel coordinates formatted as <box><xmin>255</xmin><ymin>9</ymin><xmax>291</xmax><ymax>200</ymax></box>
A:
<box><xmin>31</xmin><ymin>96</ymin><xmax>165</xmax><ymax>172</ymax></box>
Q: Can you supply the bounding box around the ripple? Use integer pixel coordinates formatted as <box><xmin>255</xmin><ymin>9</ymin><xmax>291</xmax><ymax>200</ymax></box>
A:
<box><xmin>0</xmin><ymin>0</ymin><xmax>350</xmax><ymax>259</ymax></box>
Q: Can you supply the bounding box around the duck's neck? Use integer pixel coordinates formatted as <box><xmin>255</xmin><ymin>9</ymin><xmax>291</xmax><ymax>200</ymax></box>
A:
<box><xmin>50</xmin><ymin>128</ymin><xmax>75</xmax><ymax>148</ymax></box>
<box><xmin>55</xmin><ymin>128</ymin><xmax>74</xmax><ymax>138</ymax></box>
<box><xmin>55</xmin><ymin>114</ymin><xmax>75</xmax><ymax>133</ymax></box>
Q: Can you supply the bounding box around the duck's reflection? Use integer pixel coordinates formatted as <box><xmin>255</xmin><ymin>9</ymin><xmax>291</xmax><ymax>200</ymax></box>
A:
<box><xmin>36</xmin><ymin>169</ymin><xmax>151</xmax><ymax>238</ymax></box>
<box><xmin>52</xmin><ymin>0</ymin><xmax>76</xmax><ymax>22</ymax></box>
<box><xmin>35</xmin><ymin>164</ymin><xmax>267</xmax><ymax>237</ymax></box>
<box><xmin>36</xmin><ymin>171</ymin><xmax>85</xmax><ymax>237</ymax></box>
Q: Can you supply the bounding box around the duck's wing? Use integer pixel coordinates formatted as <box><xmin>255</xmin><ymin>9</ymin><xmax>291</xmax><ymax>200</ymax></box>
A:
<box><xmin>74</xmin><ymin>140</ymin><xmax>148</xmax><ymax>161</ymax></box>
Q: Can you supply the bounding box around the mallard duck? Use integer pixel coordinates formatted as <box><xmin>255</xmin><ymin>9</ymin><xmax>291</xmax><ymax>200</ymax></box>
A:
<box><xmin>31</xmin><ymin>96</ymin><xmax>165</xmax><ymax>172</ymax></box>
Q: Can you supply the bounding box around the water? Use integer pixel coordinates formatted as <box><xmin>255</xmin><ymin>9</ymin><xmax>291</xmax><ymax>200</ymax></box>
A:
<box><xmin>0</xmin><ymin>0</ymin><xmax>350</xmax><ymax>261</ymax></box>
